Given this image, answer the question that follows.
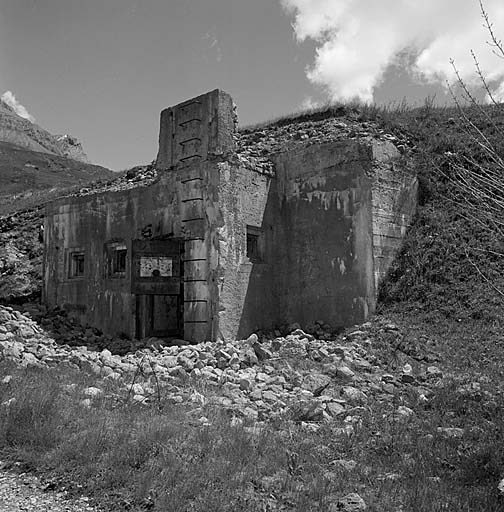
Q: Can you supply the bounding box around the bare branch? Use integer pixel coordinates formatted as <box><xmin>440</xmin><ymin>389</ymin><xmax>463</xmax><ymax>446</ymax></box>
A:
<box><xmin>465</xmin><ymin>248</ymin><xmax>504</xmax><ymax>299</ymax></box>
<box><xmin>480</xmin><ymin>0</ymin><xmax>504</xmax><ymax>59</ymax></box>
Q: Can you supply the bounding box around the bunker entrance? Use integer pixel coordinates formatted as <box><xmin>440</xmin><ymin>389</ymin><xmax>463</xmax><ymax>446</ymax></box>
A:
<box><xmin>132</xmin><ymin>239</ymin><xmax>184</xmax><ymax>339</ymax></box>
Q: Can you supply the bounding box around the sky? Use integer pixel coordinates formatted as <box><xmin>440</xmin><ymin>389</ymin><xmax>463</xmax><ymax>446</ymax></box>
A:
<box><xmin>1</xmin><ymin>0</ymin><xmax>504</xmax><ymax>171</ymax></box>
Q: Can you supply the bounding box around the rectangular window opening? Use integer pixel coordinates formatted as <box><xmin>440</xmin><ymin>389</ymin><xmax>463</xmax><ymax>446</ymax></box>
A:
<box><xmin>69</xmin><ymin>251</ymin><xmax>85</xmax><ymax>278</ymax></box>
<box><xmin>106</xmin><ymin>242</ymin><xmax>128</xmax><ymax>278</ymax></box>
<box><xmin>246</xmin><ymin>225</ymin><xmax>264</xmax><ymax>263</ymax></box>
<box><xmin>113</xmin><ymin>248</ymin><xmax>127</xmax><ymax>274</ymax></box>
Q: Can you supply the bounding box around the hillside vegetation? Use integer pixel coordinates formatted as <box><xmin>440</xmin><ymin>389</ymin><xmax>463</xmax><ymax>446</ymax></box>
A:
<box><xmin>0</xmin><ymin>141</ymin><xmax>115</xmax><ymax>216</ymax></box>
<box><xmin>243</xmin><ymin>98</ymin><xmax>504</xmax><ymax>335</ymax></box>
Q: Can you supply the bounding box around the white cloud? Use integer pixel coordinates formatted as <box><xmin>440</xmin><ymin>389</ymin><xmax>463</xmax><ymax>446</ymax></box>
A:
<box><xmin>486</xmin><ymin>80</ymin><xmax>504</xmax><ymax>102</ymax></box>
<box><xmin>281</xmin><ymin>0</ymin><xmax>504</xmax><ymax>102</ymax></box>
<box><xmin>1</xmin><ymin>90</ymin><xmax>35</xmax><ymax>122</ymax></box>
<box><xmin>202</xmin><ymin>29</ymin><xmax>223</xmax><ymax>63</ymax></box>
<box><xmin>299</xmin><ymin>95</ymin><xmax>322</xmax><ymax>110</ymax></box>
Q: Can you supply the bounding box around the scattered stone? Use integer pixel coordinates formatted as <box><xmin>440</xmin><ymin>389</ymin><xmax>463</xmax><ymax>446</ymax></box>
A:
<box><xmin>331</xmin><ymin>492</ymin><xmax>367</xmax><ymax>511</ymax></box>
<box><xmin>301</xmin><ymin>373</ymin><xmax>331</xmax><ymax>395</ymax></box>
<box><xmin>347</xmin><ymin>330</ymin><xmax>366</xmax><ymax>339</ymax></box>
<box><xmin>2</xmin><ymin>398</ymin><xmax>16</xmax><ymax>407</ymax></box>
<box><xmin>341</xmin><ymin>386</ymin><xmax>368</xmax><ymax>405</ymax></box>
<box><xmin>254</xmin><ymin>344</ymin><xmax>272</xmax><ymax>361</ymax></box>
<box><xmin>326</xmin><ymin>402</ymin><xmax>346</xmax><ymax>417</ymax></box>
<box><xmin>456</xmin><ymin>382</ymin><xmax>481</xmax><ymax>398</ymax></box>
<box><xmin>426</xmin><ymin>366</ymin><xmax>443</xmax><ymax>379</ymax></box>
<box><xmin>402</xmin><ymin>364</ymin><xmax>413</xmax><ymax>374</ymax></box>
<box><xmin>20</xmin><ymin>352</ymin><xmax>40</xmax><ymax>367</ymax></box>
<box><xmin>245</xmin><ymin>333</ymin><xmax>258</xmax><ymax>345</ymax></box>
<box><xmin>437</xmin><ymin>427</ymin><xmax>464</xmax><ymax>438</ymax></box>
<box><xmin>400</xmin><ymin>373</ymin><xmax>417</xmax><ymax>384</ymax></box>
<box><xmin>83</xmin><ymin>387</ymin><xmax>103</xmax><ymax>398</ymax></box>
<box><xmin>377</xmin><ymin>472</ymin><xmax>401</xmax><ymax>481</ymax></box>
<box><xmin>0</xmin><ymin>304</ymin><xmax>446</xmax><ymax>429</ymax></box>
<box><xmin>335</xmin><ymin>365</ymin><xmax>356</xmax><ymax>382</ymax></box>
<box><xmin>397</xmin><ymin>406</ymin><xmax>414</xmax><ymax>418</ymax></box>
<box><xmin>131</xmin><ymin>383</ymin><xmax>144</xmax><ymax>395</ymax></box>
<box><xmin>290</xmin><ymin>400</ymin><xmax>325</xmax><ymax>422</ymax></box>
<box><xmin>330</xmin><ymin>459</ymin><xmax>357</xmax><ymax>471</ymax></box>
<box><xmin>162</xmin><ymin>355</ymin><xmax>178</xmax><ymax>368</ymax></box>
<box><xmin>239</xmin><ymin>377</ymin><xmax>253</xmax><ymax>391</ymax></box>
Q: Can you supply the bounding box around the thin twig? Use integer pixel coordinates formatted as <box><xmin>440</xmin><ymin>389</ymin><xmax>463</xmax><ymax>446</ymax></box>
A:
<box><xmin>464</xmin><ymin>247</ymin><xmax>504</xmax><ymax>299</ymax></box>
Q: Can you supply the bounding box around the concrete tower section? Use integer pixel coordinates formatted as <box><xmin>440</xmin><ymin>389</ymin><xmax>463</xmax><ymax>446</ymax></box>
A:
<box><xmin>43</xmin><ymin>89</ymin><xmax>417</xmax><ymax>343</ymax></box>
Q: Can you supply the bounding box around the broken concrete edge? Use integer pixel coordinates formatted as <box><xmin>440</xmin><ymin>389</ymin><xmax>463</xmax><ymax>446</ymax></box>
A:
<box><xmin>156</xmin><ymin>89</ymin><xmax>236</xmax><ymax>170</ymax></box>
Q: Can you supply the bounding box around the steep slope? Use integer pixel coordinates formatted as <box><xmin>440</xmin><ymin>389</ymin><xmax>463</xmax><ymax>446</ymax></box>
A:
<box><xmin>375</xmin><ymin>105</ymin><xmax>504</xmax><ymax>316</ymax></box>
<box><xmin>0</xmin><ymin>141</ymin><xmax>115</xmax><ymax>216</ymax></box>
<box><xmin>0</xmin><ymin>97</ymin><xmax>119</xmax><ymax>301</ymax></box>
<box><xmin>0</xmin><ymin>98</ymin><xmax>90</xmax><ymax>163</ymax></box>
<box><xmin>0</xmin><ymin>207</ymin><xmax>43</xmax><ymax>302</ymax></box>
<box><xmin>238</xmin><ymin>102</ymin><xmax>504</xmax><ymax>329</ymax></box>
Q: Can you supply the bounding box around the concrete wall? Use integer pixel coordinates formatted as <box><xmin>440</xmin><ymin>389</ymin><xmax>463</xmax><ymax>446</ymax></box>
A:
<box><xmin>44</xmin><ymin>176</ymin><xmax>180</xmax><ymax>338</ymax></box>
<box><xmin>370</xmin><ymin>141</ymin><xmax>418</xmax><ymax>291</ymax></box>
<box><xmin>216</xmin><ymin>162</ymin><xmax>279</xmax><ymax>340</ymax></box>
<box><xmin>216</xmin><ymin>141</ymin><xmax>377</xmax><ymax>340</ymax></box>
<box><xmin>44</xmin><ymin>163</ymin><xmax>225</xmax><ymax>342</ymax></box>
<box><xmin>157</xmin><ymin>89</ymin><xmax>235</xmax><ymax>169</ymax></box>
<box><xmin>273</xmin><ymin>141</ymin><xmax>375</xmax><ymax>330</ymax></box>
<box><xmin>44</xmin><ymin>90</ymin><xmax>237</xmax><ymax>342</ymax></box>
<box><xmin>215</xmin><ymin>139</ymin><xmax>417</xmax><ymax>340</ymax></box>
<box><xmin>44</xmin><ymin>89</ymin><xmax>417</xmax><ymax>343</ymax></box>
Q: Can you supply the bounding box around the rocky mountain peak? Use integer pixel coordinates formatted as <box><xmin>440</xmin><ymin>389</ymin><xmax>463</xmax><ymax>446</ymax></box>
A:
<box><xmin>55</xmin><ymin>134</ymin><xmax>90</xmax><ymax>164</ymax></box>
<box><xmin>0</xmin><ymin>91</ymin><xmax>90</xmax><ymax>163</ymax></box>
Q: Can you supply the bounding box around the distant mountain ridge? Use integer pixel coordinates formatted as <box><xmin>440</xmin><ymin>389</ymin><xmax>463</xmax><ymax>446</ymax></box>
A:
<box><xmin>0</xmin><ymin>95</ymin><xmax>117</xmax><ymax>216</ymax></box>
<box><xmin>0</xmin><ymin>97</ymin><xmax>90</xmax><ymax>163</ymax></box>
<box><xmin>0</xmin><ymin>141</ymin><xmax>116</xmax><ymax>216</ymax></box>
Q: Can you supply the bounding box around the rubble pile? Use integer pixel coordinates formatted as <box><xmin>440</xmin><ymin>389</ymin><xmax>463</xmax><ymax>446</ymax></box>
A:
<box><xmin>72</xmin><ymin>165</ymin><xmax>159</xmax><ymax>197</ymax></box>
<box><xmin>0</xmin><ymin>209</ymin><xmax>43</xmax><ymax>301</ymax></box>
<box><xmin>236</xmin><ymin>107</ymin><xmax>413</xmax><ymax>174</ymax></box>
<box><xmin>1</xmin><ymin>304</ymin><xmax>449</xmax><ymax>426</ymax></box>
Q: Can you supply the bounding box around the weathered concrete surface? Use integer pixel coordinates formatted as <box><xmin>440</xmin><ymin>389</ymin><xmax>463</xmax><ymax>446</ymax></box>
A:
<box><xmin>44</xmin><ymin>174</ymin><xmax>180</xmax><ymax>338</ymax></box>
<box><xmin>44</xmin><ymin>90</ymin><xmax>236</xmax><ymax>343</ymax></box>
<box><xmin>156</xmin><ymin>89</ymin><xmax>235</xmax><ymax>170</ymax></box>
<box><xmin>215</xmin><ymin>139</ymin><xmax>416</xmax><ymax>340</ymax></box>
<box><xmin>44</xmin><ymin>168</ymin><xmax>218</xmax><ymax>341</ymax></box>
<box><xmin>216</xmin><ymin>163</ymin><xmax>279</xmax><ymax>339</ymax></box>
<box><xmin>274</xmin><ymin>142</ymin><xmax>375</xmax><ymax>330</ymax></box>
<box><xmin>216</xmin><ymin>141</ymin><xmax>377</xmax><ymax>340</ymax></box>
<box><xmin>44</xmin><ymin>89</ymin><xmax>417</xmax><ymax>343</ymax></box>
<box><xmin>370</xmin><ymin>141</ymin><xmax>418</xmax><ymax>291</ymax></box>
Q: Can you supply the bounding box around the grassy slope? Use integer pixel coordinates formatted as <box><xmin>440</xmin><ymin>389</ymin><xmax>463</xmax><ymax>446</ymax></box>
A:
<box><xmin>371</xmin><ymin>103</ymin><xmax>504</xmax><ymax>377</ymax></box>
<box><xmin>0</xmin><ymin>141</ymin><xmax>115</xmax><ymax>216</ymax></box>
<box><xmin>1</xmin><ymin>342</ymin><xmax>503</xmax><ymax>512</ymax></box>
<box><xmin>0</xmin><ymin>141</ymin><xmax>116</xmax><ymax>301</ymax></box>
<box><xmin>243</xmin><ymin>100</ymin><xmax>504</xmax><ymax>365</ymax></box>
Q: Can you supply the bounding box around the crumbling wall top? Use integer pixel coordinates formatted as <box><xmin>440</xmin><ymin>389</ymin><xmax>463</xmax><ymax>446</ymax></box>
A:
<box><xmin>156</xmin><ymin>89</ymin><xmax>235</xmax><ymax>170</ymax></box>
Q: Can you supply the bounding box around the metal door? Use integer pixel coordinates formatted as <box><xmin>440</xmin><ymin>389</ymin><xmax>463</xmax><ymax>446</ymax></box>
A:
<box><xmin>131</xmin><ymin>239</ymin><xmax>183</xmax><ymax>338</ymax></box>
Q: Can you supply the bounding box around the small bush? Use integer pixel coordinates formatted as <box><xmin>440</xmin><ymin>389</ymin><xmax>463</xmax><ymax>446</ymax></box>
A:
<box><xmin>0</xmin><ymin>368</ymin><xmax>67</xmax><ymax>452</ymax></box>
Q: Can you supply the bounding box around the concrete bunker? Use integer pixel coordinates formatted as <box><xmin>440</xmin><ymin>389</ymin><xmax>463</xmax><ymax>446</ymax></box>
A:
<box><xmin>43</xmin><ymin>89</ymin><xmax>417</xmax><ymax>343</ymax></box>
